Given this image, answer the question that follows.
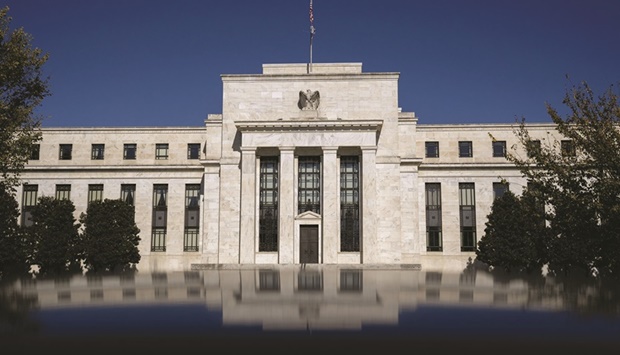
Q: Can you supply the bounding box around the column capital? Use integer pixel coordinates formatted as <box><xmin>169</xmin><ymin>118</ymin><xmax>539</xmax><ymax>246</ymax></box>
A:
<box><xmin>279</xmin><ymin>146</ymin><xmax>295</xmax><ymax>153</ymax></box>
<box><xmin>240</xmin><ymin>146</ymin><xmax>257</xmax><ymax>153</ymax></box>
<box><xmin>361</xmin><ymin>146</ymin><xmax>378</xmax><ymax>152</ymax></box>
<box><xmin>322</xmin><ymin>146</ymin><xmax>339</xmax><ymax>153</ymax></box>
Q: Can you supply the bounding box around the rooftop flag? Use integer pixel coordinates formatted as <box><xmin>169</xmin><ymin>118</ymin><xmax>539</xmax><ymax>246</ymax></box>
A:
<box><xmin>309</xmin><ymin>0</ymin><xmax>315</xmax><ymax>73</ymax></box>
<box><xmin>310</xmin><ymin>0</ymin><xmax>315</xmax><ymax>38</ymax></box>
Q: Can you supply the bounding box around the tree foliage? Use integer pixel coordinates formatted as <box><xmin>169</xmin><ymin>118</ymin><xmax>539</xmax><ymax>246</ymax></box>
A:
<box><xmin>476</xmin><ymin>190</ymin><xmax>546</xmax><ymax>274</ymax></box>
<box><xmin>0</xmin><ymin>182</ymin><xmax>30</xmax><ymax>279</ymax></box>
<box><xmin>507</xmin><ymin>81</ymin><xmax>620</xmax><ymax>278</ymax></box>
<box><xmin>80</xmin><ymin>199</ymin><xmax>141</xmax><ymax>273</ymax></box>
<box><xmin>28</xmin><ymin>196</ymin><xmax>81</xmax><ymax>276</ymax></box>
<box><xmin>0</xmin><ymin>6</ymin><xmax>50</xmax><ymax>189</ymax></box>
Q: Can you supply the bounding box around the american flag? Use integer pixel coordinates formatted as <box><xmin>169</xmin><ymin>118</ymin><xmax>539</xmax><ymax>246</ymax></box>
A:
<box><xmin>309</xmin><ymin>0</ymin><xmax>315</xmax><ymax>37</ymax></box>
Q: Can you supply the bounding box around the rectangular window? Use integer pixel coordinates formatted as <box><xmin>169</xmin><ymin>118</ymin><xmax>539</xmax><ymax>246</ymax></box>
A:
<box><xmin>120</xmin><ymin>184</ymin><xmax>136</xmax><ymax>206</ymax></box>
<box><xmin>298</xmin><ymin>156</ymin><xmax>321</xmax><ymax>214</ymax></box>
<box><xmin>459</xmin><ymin>141</ymin><xmax>472</xmax><ymax>158</ymax></box>
<box><xmin>30</xmin><ymin>144</ymin><xmax>40</xmax><ymax>160</ymax></box>
<box><xmin>91</xmin><ymin>144</ymin><xmax>105</xmax><ymax>160</ymax></box>
<box><xmin>184</xmin><ymin>184</ymin><xmax>200</xmax><ymax>252</ymax></box>
<box><xmin>21</xmin><ymin>184</ymin><xmax>38</xmax><ymax>227</ymax></box>
<box><xmin>259</xmin><ymin>157</ymin><xmax>279</xmax><ymax>252</ymax></box>
<box><xmin>59</xmin><ymin>144</ymin><xmax>72</xmax><ymax>160</ymax></box>
<box><xmin>124</xmin><ymin>144</ymin><xmax>137</xmax><ymax>160</ymax></box>
<box><xmin>561</xmin><ymin>140</ymin><xmax>575</xmax><ymax>157</ymax></box>
<box><xmin>425</xmin><ymin>141</ymin><xmax>439</xmax><ymax>158</ymax></box>
<box><xmin>526</xmin><ymin>140</ymin><xmax>541</xmax><ymax>158</ymax></box>
<box><xmin>187</xmin><ymin>143</ymin><xmax>200</xmax><ymax>159</ymax></box>
<box><xmin>55</xmin><ymin>184</ymin><xmax>71</xmax><ymax>200</ymax></box>
<box><xmin>425</xmin><ymin>183</ymin><xmax>442</xmax><ymax>251</ymax></box>
<box><xmin>88</xmin><ymin>184</ymin><xmax>104</xmax><ymax>203</ymax></box>
<box><xmin>155</xmin><ymin>143</ymin><xmax>169</xmax><ymax>160</ymax></box>
<box><xmin>151</xmin><ymin>184</ymin><xmax>168</xmax><ymax>252</ymax></box>
<box><xmin>340</xmin><ymin>156</ymin><xmax>360</xmax><ymax>252</ymax></box>
<box><xmin>493</xmin><ymin>182</ymin><xmax>509</xmax><ymax>199</ymax></box>
<box><xmin>459</xmin><ymin>183</ymin><xmax>476</xmax><ymax>252</ymax></box>
<box><xmin>492</xmin><ymin>140</ymin><xmax>506</xmax><ymax>157</ymax></box>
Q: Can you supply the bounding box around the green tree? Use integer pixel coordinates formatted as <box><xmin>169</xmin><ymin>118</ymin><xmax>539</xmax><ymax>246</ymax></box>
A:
<box><xmin>0</xmin><ymin>182</ymin><xmax>30</xmax><ymax>279</ymax></box>
<box><xmin>508</xmin><ymin>81</ymin><xmax>620</xmax><ymax>278</ymax></box>
<box><xmin>476</xmin><ymin>190</ymin><xmax>545</xmax><ymax>274</ymax></box>
<box><xmin>29</xmin><ymin>196</ymin><xmax>81</xmax><ymax>276</ymax></box>
<box><xmin>0</xmin><ymin>7</ymin><xmax>50</xmax><ymax>190</ymax></box>
<box><xmin>80</xmin><ymin>199</ymin><xmax>141</xmax><ymax>273</ymax></box>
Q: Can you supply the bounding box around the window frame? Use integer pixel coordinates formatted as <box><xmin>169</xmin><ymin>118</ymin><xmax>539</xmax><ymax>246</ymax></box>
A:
<box><xmin>459</xmin><ymin>141</ymin><xmax>473</xmax><ymax>158</ymax></box>
<box><xmin>124</xmin><ymin>144</ymin><xmax>137</xmax><ymax>160</ymax></box>
<box><xmin>155</xmin><ymin>143</ymin><xmax>169</xmax><ymax>160</ymax></box>
<box><xmin>59</xmin><ymin>144</ymin><xmax>73</xmax><ymax>160</ymax></box>
<box><xmin>425</xmin><ymin>141</ymin><xmax>439</xmax><ymax>158</ymax></box>
<box><xmin>459</xmin><ymin>183</ymin><xmax>476</xmax><ymax>252</ymax></box>
<box><xmin>91</xmin><ymin>144</ymin><xmax>105</xmax><ymax>160</ymax></box>
<box><xmin>526</xmin><ymin>140</ymin><xmax>541</xmax><ymax>158</ymax></box>
<box><xmin>87</xmin><ymin>184</ymin><xmax>104</xmax><ymax>204</ymax></box>
<box><xmin>55</xmin><ymin>184</ymin><xmax>71</xmax><ymax>200</ymax></box>
<box><xmin>187</xmin><ymin>143</ymin><xmax>200</xmax><ymax>160</ymax></box>
<box><xmin>493</xmin><ymin>182</ymin><xmax>509</xmax><ymax>199</ymax></box>
<box><xmin>340</xmin><ymin>155</ymin><xmax>360</xmax><ymax>252</ymax></box>
<box><xmin>120</xmin><ymin>184</ymin><xmax>136</xmax><ymax>206</ymax></box>
<box><xmin>425</xmin><ymin>183</ymin><xmax>443</xmax><ymax>252</ymax></box>
<box><xmin>492</xmin><ymin>140</ymin><xmax>506</xmax><ymax>157</ymax></box>
<box><xmin>561</xmin><ymin>140</ymin><xmax>575</xmax><ymax>157</ymax></box>
<box><xmin>30</xmin><ymin>144</ymin><xmax>40</xmax><ymax>160</ymax></box>
<box><xmin>298</xmin><ymin>156</ymin><xmax>321</xmax><ymax>215</ymax></box>
<box><xmin>259</xmin><ymin>156</ymin><xmax>279</xmax><ymax>252</ymax></box>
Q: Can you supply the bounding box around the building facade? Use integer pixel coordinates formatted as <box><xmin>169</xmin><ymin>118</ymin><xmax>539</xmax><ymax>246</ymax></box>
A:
<box><xmin>17</xmin><ymin>63</ymin><xmax>561</xmax><ymax>272</ymax></box>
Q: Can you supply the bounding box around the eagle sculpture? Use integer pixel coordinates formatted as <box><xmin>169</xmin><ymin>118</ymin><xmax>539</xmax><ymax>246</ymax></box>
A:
<box><xmin>298</xmin><ymin>89</ymin><xmax>320</xmax><ymax>110</ymax></box>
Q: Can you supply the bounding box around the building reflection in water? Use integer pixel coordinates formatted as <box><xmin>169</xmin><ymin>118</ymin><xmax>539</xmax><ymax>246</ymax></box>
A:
<box><xmin>2</xmin><ymin>266</ymin><xmax>620</xmax><ymax>339</ymax></box>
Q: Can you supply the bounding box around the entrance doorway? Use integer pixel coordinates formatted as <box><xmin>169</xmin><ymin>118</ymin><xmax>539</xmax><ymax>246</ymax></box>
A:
<box><xmin>299</xmin><ymin>225</ymin><xmax>319</xmax><ymax>263</ymax></box>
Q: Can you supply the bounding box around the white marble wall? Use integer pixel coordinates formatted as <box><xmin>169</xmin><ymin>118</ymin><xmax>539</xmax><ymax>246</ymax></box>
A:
<box><xmin>15</xmin><ymin>63</ymin><xmax>569</xmax><ymax>272</ymax></box>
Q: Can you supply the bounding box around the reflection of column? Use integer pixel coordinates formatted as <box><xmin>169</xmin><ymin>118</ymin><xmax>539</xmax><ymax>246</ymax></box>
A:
<box><xmin>239</xmin><ymin>147</ymin><xmax>257</xmax><ymax>264</ymax></box>
<box><xmin>279</xmin><ymin>147</ymin><xmax>295</xmax><ymax>264</ymax></box>
<box><xmin>322</xmin><ymin>147</ymin><xmax>339</xmax><ymax>263</ymax></box>
<box><xmin>361</xmin><ymin>147</ymin><xmax>377</xmax><ymax>264</ymax></box>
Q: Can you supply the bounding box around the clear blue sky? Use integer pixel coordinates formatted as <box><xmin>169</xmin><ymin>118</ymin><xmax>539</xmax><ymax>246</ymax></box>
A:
<box><xmin>4</xmin><ymin>0</ymin><xmax>619</xmax><ymax>127</ymax></box>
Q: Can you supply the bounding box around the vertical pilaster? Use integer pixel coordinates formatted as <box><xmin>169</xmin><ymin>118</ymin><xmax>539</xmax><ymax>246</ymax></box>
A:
<box><xmin>279</xmin><ymin>147</ymin><xmax>295</xmax><ymax>264</ymax></box>
<box><xmin>239</xmin><ymin>147</ymin><xmax>257</xmax><ymax>263</ymax></box>
<box><xmin>202</xmin><ymin>163</ymin><xmax>221</xmax><ymax>263</ymax></box>
<box><xmin>361</xmin><ymin>147</ymin><xmax>377</xmax><ymax>264</ymax></box>
<box><xmin>322</xmin><ymin>147</ymin><xmax>339</xmax><ymax>263</ymax></box>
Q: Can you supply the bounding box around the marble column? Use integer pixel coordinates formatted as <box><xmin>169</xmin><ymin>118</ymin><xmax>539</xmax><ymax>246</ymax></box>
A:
<box><xmin>361</xmin><ymin>147</ymin><xmax>377</xmax><ymax>264</ymax></box>
<box><xmin>239</xmin><ymin>147</ymin><xmax>257</xmax><ymax>264</ymax></box>
<box><xmin>322</xmin><ymin>147</ymin><xmax>339</xmax><ymax>263</ymax></box>
<box><xmin>202</xmin><ymin>163</ymin><xmax>220</xmax><ymax>264</ymax></box>
<box><xmin>278</xmin><ymin>147</ymin><xmax>295</xmax><ymax>264</ymax></box>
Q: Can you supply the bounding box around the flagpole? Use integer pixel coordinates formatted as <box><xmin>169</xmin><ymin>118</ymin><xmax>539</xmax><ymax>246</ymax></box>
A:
<box><xmin>309</xmin><ymin>0</ymin><xmax>314</xmax><ymax>73</ymax></box>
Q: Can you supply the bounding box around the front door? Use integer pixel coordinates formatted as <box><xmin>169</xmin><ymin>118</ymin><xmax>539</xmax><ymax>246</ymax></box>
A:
<box><xmin>300</xmin><ymin>225</ymin><xmax>319</xmax><ymax>264</ymax></box>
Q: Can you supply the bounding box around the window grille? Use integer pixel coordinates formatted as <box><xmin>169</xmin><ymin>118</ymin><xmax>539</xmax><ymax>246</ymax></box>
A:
<box><xmin>340</xmin><ymin>156</ymin><xmax>359</xmax><ymax>252</ymax></box>
<box><xmin>298</xmin><ymin>156</ymin><xmax>321</xmax><ymax>214</ymax></box>
<box><xmin>259</xmin><ymin>157</ymin><xmax>278</xmax><ymax>251</ymax></box>
<box><xmin>426</xmin><ymin>183</ymin><xmax>442</xmax><ymax>251</ymax></box>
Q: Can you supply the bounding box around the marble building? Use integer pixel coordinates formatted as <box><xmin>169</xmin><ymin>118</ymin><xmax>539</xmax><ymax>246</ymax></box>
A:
<box><xmin>17</xmin><ymin>62</ymin><xmax>561</xmax><ymax>272</ymax></box>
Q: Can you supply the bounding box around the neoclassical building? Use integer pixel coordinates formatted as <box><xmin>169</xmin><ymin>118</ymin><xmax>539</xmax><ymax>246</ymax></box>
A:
<box><xmin>17</xmin><ymin>63</ymin><xmax>560</xmax><ymax>272</ymax></box>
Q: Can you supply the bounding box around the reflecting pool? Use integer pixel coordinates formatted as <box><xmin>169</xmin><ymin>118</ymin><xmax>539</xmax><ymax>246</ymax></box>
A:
<box><xmin>2</xmin><ymin>265</ymin><xmax>620</xmax><ymax>352</ymax></box>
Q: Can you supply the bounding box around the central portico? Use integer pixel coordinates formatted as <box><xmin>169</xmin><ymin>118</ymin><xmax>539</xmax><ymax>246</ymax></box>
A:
<box><xmin>201</xmin><ymin>62</ymin><xmax>413</xmax><ymax>266</ymax></box>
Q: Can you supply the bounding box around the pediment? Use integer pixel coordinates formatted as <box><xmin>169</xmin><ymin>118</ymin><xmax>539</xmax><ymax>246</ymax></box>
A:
<box><xmin>296</xmin><ymin>211</ymin><xmax>321</xmax><ymax>220</ymax></box>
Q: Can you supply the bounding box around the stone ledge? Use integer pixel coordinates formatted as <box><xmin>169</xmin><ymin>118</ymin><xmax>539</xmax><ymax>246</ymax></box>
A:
<box><xmin>191</xmin><ymin>263</ymin><xmax>421</xmax><ymax>270</ymax></box>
